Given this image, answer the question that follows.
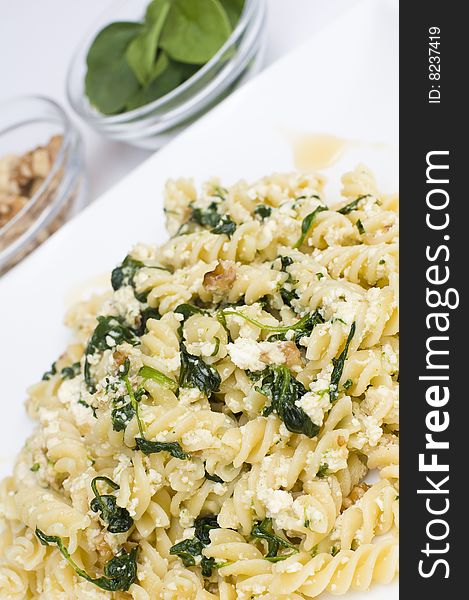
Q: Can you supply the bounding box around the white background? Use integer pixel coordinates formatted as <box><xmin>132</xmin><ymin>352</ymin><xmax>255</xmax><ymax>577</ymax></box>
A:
<box><xmin>0</xmin><ymin>0</ymin><xmax>352</xmax><ymax>202</ymax></box>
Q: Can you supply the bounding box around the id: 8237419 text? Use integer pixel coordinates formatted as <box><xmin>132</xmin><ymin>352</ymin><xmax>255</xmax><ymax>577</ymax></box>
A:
<box><xmin>428</xmin><ymin>26</ymin><xmax>441</xmax><ymax>104</ymax></box>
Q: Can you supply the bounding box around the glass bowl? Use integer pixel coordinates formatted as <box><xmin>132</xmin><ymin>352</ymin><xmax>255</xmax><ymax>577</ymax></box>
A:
<box><xmin>0</xmin><ymin>96</ymin><xmax>85</xmax><ymax>275</ymax></box>
<box><xmin>66</xmin><ymin>0</ymin><xmax>267</xmax><ymax>149</ymax></box>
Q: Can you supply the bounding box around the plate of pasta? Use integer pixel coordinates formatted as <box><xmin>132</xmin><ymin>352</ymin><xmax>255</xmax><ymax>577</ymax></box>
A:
<box><xmin>0</xmin><ymin>0</ymin><xmax>398</xmax><ymax>598</ymax></box>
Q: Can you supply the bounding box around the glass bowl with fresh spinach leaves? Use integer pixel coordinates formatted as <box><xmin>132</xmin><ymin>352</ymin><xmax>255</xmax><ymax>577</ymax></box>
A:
<box><xmin>67</xmin><ymin>0</ymin><xmax>266</xmax><ymax>149</ymax></box>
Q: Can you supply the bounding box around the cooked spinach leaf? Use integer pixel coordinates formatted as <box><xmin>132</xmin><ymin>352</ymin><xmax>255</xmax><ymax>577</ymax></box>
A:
<box><xmin>220</xmin><ymin>308</ymin><xmax>324</xmax><ymax>344</ymax></box>
<box><xmin>188</xmin><ymin>201</ymin><xmax>235</xmax><ymax>236</ymax></box>
<box><xmin>190</xmin><ymin>201</ymin><xmax>222</xmax><ymax>228</ymax></box>
<box><xmin>139</xmin><ymin>365</ymin><xmax>178</xmax><ymax>390</ymax></box>
<box><xmin>279</xmin><ymin>286</ymin><xmax>298</xmax><ymax>307</ymax></box>
<box><xmin>343</xmin><ymin>378</ymin><xmax>353</xmax><ymax>390</ymax></box>
<box><xmin>179</xmin><ymin>344</ymin><xmax>221</xmax><ymax>396</ymax></box>
<box><xmin>90</xmin><ymin>476</ymin><xmax>133</xmax><ymax>533</ymax></box>
<box><xmin>258</xmin><ymin>366</ymin><xmax>320</xmax><ymax>437</ymax></box>
<box><xmin>84</xmin><ymin>317</ymin><xmax>139</xmax><ymax>394</ymax></box>
<box><xmin>329</xmin><ymin>322</ymin><xmax>356</xmax><ymax>403</ymax></box>
<box><xmin>210</xmin><ymin>337</ymin><xmax>221</xmax><ymax>357</ymax></box>
<box><xmin>254</xmin><ymin>204</ymin><xmax>272</xmax><ymax>220</ymax></box>
<box><xmin>111</xmin><ymin>401</ymin><xmax>135</xmax><ymax>432</ymax></box>
<box><xmin>111</xmin><ymin>255</ymin><xmax>145</xmax><ymax>291</ymax></box>
<box><xmin>205</xmin><ymin>470</ymin><xmax>224</xmax><ymax>483</ymax></box>
<box><xmin>194</xmin><ymin>515</ymin><xmax>220</xmax><ymax>545</ymax></box>
<box><xmin>133</xmin><ymin>306</ymin><xmax>160</xmax><ymax>336</ymax></box>
<box><xmin>337</xmin><ymin>195</ymin><xmax>370</xmax><ymax>215</ymax></box>
<box><xmin>120</xmin><ymin>359</ymin><xmax>146</xmax><ymax>437</ymax></box>
<box><xmin>316</xmin><ymin>463</ymin><xmax>329</xmax><ymax>478</ymax></box>
<box><xmin>134</xmin><ymin>438</ymin><xmax>189</xmax><ymax>459</ymax></box>
<box><xmin>170</xmin><ymin>514</ymin><xmax>220</xmax><ymax>575</ymax></box>
<box><xmin>251</xmin><ymin>518</ymin><xmax>298</xmax><ymax>561</ymax></box>
<box><xmin>294</xmin><ymin>206</ymin><xmax>327</xmax><ymax>248</ymax></box>
<box><xmin>356</xmin><ymin>219</ymin><xmax>365</xmax><ymax>234</ymax></box>
<box><xmin>211</xmin><ymin>215</ymin><xmax>236</xmax><ymax>236</ymax></box>
<box><xmin>77</xmin><ymin>398</ymin><xmax>98</xmax><ymax>419</ymax></box>
<box><xmin>60</xmin><ymin>362</ymin><xmax>81</xmax><ymax>380</ymax></box>
<box><xmin>36</xmin><ymin>529</ymin><xmax>137</xmax><ymax>591</ymax></box>
<box><xmin>169</xmin><ymin>537</ymin><xmax>204</xmax><ymax>567</ymax></box>
<box><xmin>279</xmin><ymin>255</ymin><xmax>293</xmax><ymax>271</ymax></box>
<box><xmin>175</xmin><ymin>303</ymin><xmax>208</xmax><ymax>320</ymax></box>
<box><xmin>42</xmin><ymin>362</ymin><xmax>57</xmax><ymax>381</ymax></box>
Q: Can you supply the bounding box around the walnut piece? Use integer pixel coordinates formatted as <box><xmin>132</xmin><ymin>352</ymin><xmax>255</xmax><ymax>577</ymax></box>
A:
<box><xmin>0</xmin><ymin>134</ymin><xmax>63</xmax><ymax>229</ymax></box>
<box><xmin>342</xmin><ymin>482</ymin><xmax>370</xmax><ymax>510</ymax></box>
<box><xmin>203</xmin><ymin>260</ymin><xmax>237</xmax><ymax>294</ymax></box>
<box><xmin>278</xmin><ymin>341</ymin><xmax>302</xmax><ymax>369</ymax></box>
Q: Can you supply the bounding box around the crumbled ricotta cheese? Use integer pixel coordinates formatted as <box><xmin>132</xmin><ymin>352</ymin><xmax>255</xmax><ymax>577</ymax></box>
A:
<box><xmin>227</xmin><ymin>338</ymin><xmax>264</xmax><ymax>371</ymax></box>
<box><xmin>321</xmin><ymin>446</ymin><xmax>348</xmax><ymax>473</ymax></box>
<box><xmin>179</xmin><ymin>508</ymin><xmax>195</xmax><ymax>528</ymax></box>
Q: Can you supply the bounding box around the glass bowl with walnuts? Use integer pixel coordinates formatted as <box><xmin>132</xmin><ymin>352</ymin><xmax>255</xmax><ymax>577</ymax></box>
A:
<box><xmin>0</xmin><ymin>96</ymin><xmax>85</xmax><ymax>275</ymax></box>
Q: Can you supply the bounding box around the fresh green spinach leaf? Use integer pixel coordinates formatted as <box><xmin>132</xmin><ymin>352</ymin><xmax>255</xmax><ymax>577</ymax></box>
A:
<box><xmin>126</xmin><ymin>1</ymin><xmax>171</xmax><ymax>85</ymax></box>
<box><xmin>85</xmin><ymin>22</ymin><xmax>143</xmax><ymax>115</ymax></box>
<box><xmin>219</xmin><ymin>0</ymin><xmax>245</xmax><ymax>27</ymax></box>
<box><xmin>159</xmin><ymin>0</ymin><xmax>232</xmax><ymax>65</ymax></box>
<box><xmin>125</xmin><ymin>55</ymin><xmax>198</xmax><ymax>110</ymax></box>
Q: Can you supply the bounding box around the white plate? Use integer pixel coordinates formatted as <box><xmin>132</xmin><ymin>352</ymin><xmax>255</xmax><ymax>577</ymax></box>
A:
<box><xmin>0</xmin><ymin>1</ymin><xmax>398</xmax><ymax>597</ymax></box>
